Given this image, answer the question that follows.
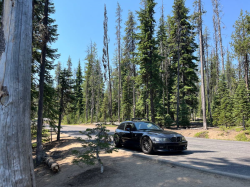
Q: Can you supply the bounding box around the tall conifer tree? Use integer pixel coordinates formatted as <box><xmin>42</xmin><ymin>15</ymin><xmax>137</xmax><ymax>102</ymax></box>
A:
<box><xmin>137</xmin><ymin>0</ymin><xmax>161</xmax><ymax>122</ymax></box>
<box><xmin>168</xmin><ymin>0</ymin><xmax>198</xmax><ymax>127</ymax></box>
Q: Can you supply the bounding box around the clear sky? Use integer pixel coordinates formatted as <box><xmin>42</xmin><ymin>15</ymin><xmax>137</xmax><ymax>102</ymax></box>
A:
<box><xmin>50</xmin><ymin>0</ymin><xmax>250</xmax><ymax>72</ymax></box>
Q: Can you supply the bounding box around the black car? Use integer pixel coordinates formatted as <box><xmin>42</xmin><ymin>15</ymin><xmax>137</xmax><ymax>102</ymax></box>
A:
<box><xmin>114</xmin><ymin>120</ymin><xmax>188</xmax><ymax>154</ymax></box>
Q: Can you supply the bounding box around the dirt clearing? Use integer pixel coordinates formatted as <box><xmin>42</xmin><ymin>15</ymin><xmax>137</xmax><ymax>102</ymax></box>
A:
<box><xmin>34</xmin><ymin>134</ymin><xmax>250</xmax><ymax>187</ymax></box>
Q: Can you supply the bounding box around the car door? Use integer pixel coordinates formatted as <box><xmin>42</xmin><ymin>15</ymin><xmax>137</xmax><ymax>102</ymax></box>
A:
<box><xmin>130</xmin><ymin>123</ymin><xmax>142</xmax><ymax>147</ymax></box>
<box><xmin>122</xmin><ymin>123</ymin><xmax>134</xmax><ymax>145</ymax></box>
<box><xmin>116</xmin><ymin>123</ymin><xmax>126</xmax><ymax>144</ymax></box>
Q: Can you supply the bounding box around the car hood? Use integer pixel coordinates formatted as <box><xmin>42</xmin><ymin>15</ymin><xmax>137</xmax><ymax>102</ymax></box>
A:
<box><xmin>139</xmin><ymin>130</ymin><xmax>182</xmax><ymax>137</ymax></box>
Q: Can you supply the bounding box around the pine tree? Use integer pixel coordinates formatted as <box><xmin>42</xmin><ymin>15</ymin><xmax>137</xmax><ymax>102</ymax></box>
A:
<box><xmin>116</xmin><ymin>2</ymin><xmax>122</xmax><ymax>123</ymax></box>
<box><xmin>85</xmin><ymin>42</ymin><xmax>100</xmax><ymax>123</ymax></box>
<box><xmin>212</xmin><ymin>75</ymin><xmax>228</xmax><ymax>126</ymax></box>
<box><xmin>35</xmin><ymin>0</ymin><xmax>59</xmax><ymax>165</ymax></box>
<box><xmin>102</xmin><ymin>4</ymin><xmax>112</xmax><ymax>120</ymax></box>
<box><xmin>233</xmin><ymin>80</ymin><xmax>249</xmax><ymax>129</ymax></box>
<box><xmin>168</xmin><ymin>0</ymin><xmax>199</xmax><ymax>127</ymax></box>
<box><xmin>57</xmin><ymin>68</ymin><xmax>75</xmax><ymax>140</ymax></box>
<box><xmin>137</xmin><ymin>0</ymin><xmax>161</xmax><ymax>122</ymax></box>
<box><xmin>75</xmin><ymin>60</ymin><xmax>84</xmax><ymax>120</ymax></box>
<box><xmin>156</xmin><ymin>1</ymin><xmax>168</xmax><ymax>124</ymax></box>
<box><xmin>218</xmin><ymin>88</ymin><xmax>233</xmax><ymax>127</ymax></box>
<box><xmin>231</xmin><ymin>10</ymin><xmax>250</xmax><ymax>90</ymax></box>
<box><xmin>225</xmin><ymin>49</ymin><xmax>236</xmax><ymax>93</ymax></box>
<box><xmin>122</xmin><ymin>11</ymin><xmax>137</xmax><ymax>120</ymax></box>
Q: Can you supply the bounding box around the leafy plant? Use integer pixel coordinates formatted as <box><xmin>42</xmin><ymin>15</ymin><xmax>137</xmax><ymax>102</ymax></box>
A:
<box><xmin>219</xmin><ymin>126</ymin><xmax>227</xmax><ymax>132</ymax></box>
<box><xmin>234</xmin><ymin>127</ymin><xmax>243</xmax><ymax>132</ymax></box>
<box><xmin>235</xmin><ymin>132</ymin><xmax>249</xmax><ymax>142</ymax></box>
<box><xmin>73</xmin><ymin>124</ymin><xmax>117</xmax><ymax>173</ymax></box>
<box><xmin>194</xmin><ymin>131</ymin><xmax>209</xmax><ymax>139</ymax></box>
<box><xmin>218</xmin><ymin>132</ymin><xmax>225</xmax><ymax>136</ymax></box>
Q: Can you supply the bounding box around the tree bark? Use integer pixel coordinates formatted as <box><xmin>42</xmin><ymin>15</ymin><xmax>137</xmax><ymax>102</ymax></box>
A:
<box><xmin>212</xmin><ymin>0</ymin><xmax>219</xmax><ymax>86</ymax></box>
<box><xmin>205</xmin><ymin>34</ymin><xmax>212</xmax><ymax>125</ymax></box>
<box><xmin>215</xmin><ymin>0</ymin><xmax>224</xmax><ymax>74</ymax></box>
<box><xmin>36</xmin><ymin>0</ymin><xmax>48</xmax><ymax>165</ymax></box>
<box><xmin>57</xmin><ymin>87</ymin><xmax>63</xmax><ymax>141</ymax></box>
<box><xmin>116</xmin><ymin>3</ymin><xmax>121</xmax><ymax>123</ymax></box>
<box><xmin>199</xmin><ymin>0</ymin><xmax>207</xmax><ymax>130</ymax></box>
<box><xmin>245</xmin><ymin>54</ymin><xmax>249</xmax><ymax>90</ymax></box>
<box><xmin>0</xmin><ymin>0</ymin><xmax>36</xmax><ymax>186</ymax></box>
<box><xmin>91</xmin><ymin>75</ymin><xmax>95</xmax><ymax>123</ymax></box>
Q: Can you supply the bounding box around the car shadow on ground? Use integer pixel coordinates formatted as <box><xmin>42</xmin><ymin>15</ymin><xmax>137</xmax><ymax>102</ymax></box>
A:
<box><xmin>119</xmin><ymin>146</ymin><xmax>215</xmax><ymax>156</ymax></box>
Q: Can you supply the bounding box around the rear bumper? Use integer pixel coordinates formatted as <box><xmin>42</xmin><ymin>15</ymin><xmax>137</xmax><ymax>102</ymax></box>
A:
<box><xmin>152</xmin><ymin>142</ymin><xmax>188</xmax><ymax>152</ymax></box>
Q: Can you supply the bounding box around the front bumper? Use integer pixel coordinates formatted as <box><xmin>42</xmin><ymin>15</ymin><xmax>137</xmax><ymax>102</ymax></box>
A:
<box><xmin>152</xmin><ymin>142</ymin><xmax>188</xmax><ymax>152</ymax></box>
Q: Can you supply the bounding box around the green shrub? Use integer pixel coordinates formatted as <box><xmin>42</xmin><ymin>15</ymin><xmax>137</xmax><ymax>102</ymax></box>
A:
<box><xmin>165</xmin><ymin>114</ymin><xmax>174</xmax><ymax>128</ymax></box>
<box><xmin>194</xmin><ymin>131</ymin><xmax>209</xmax><ymax>139</ymax></box>
<box><xmin>235</xmin><ymin>132</ymin><xmax>249</xmax><ymax>142</ymax></box>
<box><xmin>219</xmin><ymin>126</ymin><xmax>227</xmax><ymax>131</ymax></box>
<box><xmin>243</xmin><ymin>130</ymin><xmax>250</xmax><ymax>135</ymax></box>
<box><xmin>73</xmin><ymin>124</ymin><xmax>117</xmax><ymax>173</ymax></box>
<box><xmin>235</xmin><ymin>127</ymin><xmax>243</xmax><ymax>132</ymax></box>
<box><xmin>218</xmin><ymin>132</ymin><xmax>225</xmax><ymax>136</ymax></box>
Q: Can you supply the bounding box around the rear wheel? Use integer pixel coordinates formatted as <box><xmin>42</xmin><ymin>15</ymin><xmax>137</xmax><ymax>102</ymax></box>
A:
<box><xmin>114</xmin><ymin>134</ymin><xmax>122</xmax><ymax>147</ymax></box>
<box><xmin>141</xmin><ymin>137</ymin><xmax>154</xmax><ymax>154</ymax></box>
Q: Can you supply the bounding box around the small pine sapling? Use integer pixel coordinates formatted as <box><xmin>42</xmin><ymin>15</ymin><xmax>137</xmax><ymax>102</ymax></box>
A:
<box><xmin>72</xmin><ymin>124</ymin><xmax>117</xmax><ymax>173</ymax></box>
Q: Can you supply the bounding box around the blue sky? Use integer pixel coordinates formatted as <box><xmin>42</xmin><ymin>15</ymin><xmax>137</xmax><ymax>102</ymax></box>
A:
<box><xmin>50</xmin><ymin>0</ymin><xmax>250</xmax><ymax>72</ymax></box>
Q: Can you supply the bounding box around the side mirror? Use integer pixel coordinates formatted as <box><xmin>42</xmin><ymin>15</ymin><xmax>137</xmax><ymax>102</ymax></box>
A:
<box><xmin>126</xmin><ymin>127</ymin><xmax>131</xmax><ymax>132</ymax></box>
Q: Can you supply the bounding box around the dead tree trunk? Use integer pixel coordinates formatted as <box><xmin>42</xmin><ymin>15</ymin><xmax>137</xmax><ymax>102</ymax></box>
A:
<box><xmin>133</xmin><ymin>62</ymin><xmax>136</xmax><ymax>118</ymax></box>
<box><xmin>204</xmin><ymin>32</ymin><xmax>212</xmax><ymax>125</ymax></box>
<box><xmin>214</xmin><ymin>0</ymin><xmax>224</xmax><ymax>74</ymax></box>
<box><xmin>212</xmin><ymin>0</ymin><xmax>219</xmax><ymax>86</ymax></box>
<box><xmin>0</xmin><ymin>0</ymin><xmax>36</xmax><ymax>186</ymax></box>
<box><xmin>57</xmin><ymin>87</ymin><xmax>63</xmax><ymax>141</ymax></box>
<box><xmin>245</xmin><ymin>54</ymin><xmax>249</xmax><ymax>90</ymax></box>
<box><xmin>91</xmin><ymin>75</ymin><xmax>95</xmax><ymax>123</ymax></box>
<box><xmin>199</xmin><ymin>0</ymin><xmax>207</xmax><ymax>130</ymax></box>
<box><xmin>116</xmin><ymin>3</ymin><xmax>122</xmax><ymax>123</ymax></box>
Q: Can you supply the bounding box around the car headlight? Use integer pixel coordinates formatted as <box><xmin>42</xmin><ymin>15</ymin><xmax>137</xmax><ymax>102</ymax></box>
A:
<box><xmin>182</xmin><ymin>136</ymin><xmax>187</xmax><ymax>142</ymax></box>
<box><xmin>153</xmin><ymin>137</ymin><xmax>170</xmax><ymax>142</ymax></box>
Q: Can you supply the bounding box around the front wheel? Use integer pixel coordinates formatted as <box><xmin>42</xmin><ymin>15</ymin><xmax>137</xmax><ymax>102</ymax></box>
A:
<box><xmin>114</xmin><ymin>134</ymin><xmax>122</xmax><ymax>147</ymax></box>
<box><xmin>141</xmin><ymin>137</ymin><xmax>154</xmax><ymax>154</ymax></box>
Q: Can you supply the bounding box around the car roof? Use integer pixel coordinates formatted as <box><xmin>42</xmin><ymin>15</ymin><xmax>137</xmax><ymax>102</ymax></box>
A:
<box><xmin>121</xmin><ymin>121</ymin><xmax>151</xmax><ymax>123</ymax></box>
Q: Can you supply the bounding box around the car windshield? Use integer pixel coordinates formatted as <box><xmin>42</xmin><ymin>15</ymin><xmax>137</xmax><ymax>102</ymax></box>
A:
<box><xmin>134</xmin><ymin>122</ymin><xmax>162</xmax><ymax>130</ymax></box>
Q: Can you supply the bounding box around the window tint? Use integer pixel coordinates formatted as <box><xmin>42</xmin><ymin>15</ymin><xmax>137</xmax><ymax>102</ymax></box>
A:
<box><xmin>134</xmin><ymin>122</ymin><xmax>161</xmax><ymax>130</ymax></box>
<box><xmin>118</xmin><ymin>123</ymin><xmax>125</xmax><ymax>130</ymax></box>
<box><xmin>125</xmin><ymin>123</ymin><xmax>137</xmax><ymax>131</ymax></box>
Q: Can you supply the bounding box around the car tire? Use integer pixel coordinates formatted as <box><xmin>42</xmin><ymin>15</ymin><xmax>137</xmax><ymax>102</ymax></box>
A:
<box><xmin>141</xmin><ymin>137</ymin><xmax>154</xmax><ymax>154</ymax></box>
<box><xmin>114</xmin><ymin>134</ymin><xmax>122</xmax><ymax>147</ymax></box>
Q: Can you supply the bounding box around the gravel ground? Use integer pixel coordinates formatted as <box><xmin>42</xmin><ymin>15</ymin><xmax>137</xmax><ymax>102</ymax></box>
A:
<box><xmin>35</xmin><ymin>134</ymin><xmax>250</xmax><ymax>187</ymax></box>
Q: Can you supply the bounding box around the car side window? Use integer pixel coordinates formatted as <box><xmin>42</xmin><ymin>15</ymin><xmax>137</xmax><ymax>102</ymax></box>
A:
<box><xmin>125</xmin><ymin>123</ymin><xmax>137</xmax><ymax>131</ymax></box>
<box><xmin>130</xmin><ymin>123</ymin><xmax>137</xmax><ymax>131</ymax></box>
<box><xmin>118</xmin><ymin>123</ymin><xmax>125</xmax><ymax>130</ymax></box>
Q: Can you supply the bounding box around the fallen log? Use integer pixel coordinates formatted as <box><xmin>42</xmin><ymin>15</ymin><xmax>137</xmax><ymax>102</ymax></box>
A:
<box><xmin>45</xmin><ymin>156</ymin><xmax>60</xmax><ymax>172</ymax></box>
<box><xmin>42</xmin><ymin>152</ymin><xmax>60</xmax><ymax>173</ymax></box>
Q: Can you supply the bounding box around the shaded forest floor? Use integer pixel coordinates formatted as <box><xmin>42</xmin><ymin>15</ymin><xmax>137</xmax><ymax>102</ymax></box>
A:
<box><xmin>34</xmin><ymin>133</ymin><xmax>250</xmax><ymax>187</ymax></box>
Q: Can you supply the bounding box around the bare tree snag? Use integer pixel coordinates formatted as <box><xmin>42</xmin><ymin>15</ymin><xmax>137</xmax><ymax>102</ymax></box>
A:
<box><xmin>116</xmin><ymin>2</ymin><xmax>122</xmax><ymax>123</ymax></box>
<box><xmin>204</xmin><ymin>29</ymin><xmax>213</xmax><ymax>125</ymax></box>
<box><xmin>212</xmin><ymin>0</ymin><xmax>219</xmax><ymax>85</ymax></box>
<box><xmin>198</xmin><ymin>0</ymin><xmax>207</xmax><ymax>130</ymax></box>
<box><xmin>0</xmin><ymin>0</ymin><xmax>36</xmax><ymax>186</ymax></box>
